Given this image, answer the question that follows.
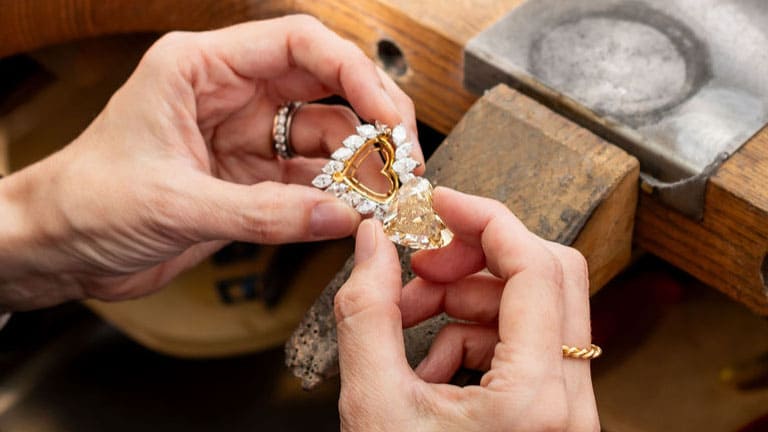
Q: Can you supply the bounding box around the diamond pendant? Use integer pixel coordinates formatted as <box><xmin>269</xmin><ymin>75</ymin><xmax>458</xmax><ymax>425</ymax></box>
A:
<box><xmin>311</xmin><ymin>122</ymin><xmax>452</xmax><ymax>250</ymax></box>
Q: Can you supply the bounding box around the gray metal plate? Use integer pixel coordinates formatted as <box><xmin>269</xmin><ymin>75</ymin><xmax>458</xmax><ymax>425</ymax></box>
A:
<box><xmin>465</xmin><ymin>0</ymin><xmax>768</xmax><ymax>217</ymax></box>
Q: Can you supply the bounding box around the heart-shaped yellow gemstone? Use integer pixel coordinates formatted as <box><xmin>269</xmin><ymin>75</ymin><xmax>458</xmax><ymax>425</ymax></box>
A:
<box><xmin>383</xmin><ymin>177</ymin><xmax>453</xmax><ymax>250</ymax></box>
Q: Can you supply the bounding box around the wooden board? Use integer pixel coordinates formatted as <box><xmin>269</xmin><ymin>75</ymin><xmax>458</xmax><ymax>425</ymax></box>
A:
<box><xmin>427</xmin><ymin>84</ymin><xmax>638</xmax><ymax>291</ymax></box>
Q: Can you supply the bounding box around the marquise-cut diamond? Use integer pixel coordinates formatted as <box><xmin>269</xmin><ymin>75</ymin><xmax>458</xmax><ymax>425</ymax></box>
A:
<box><xmin>341</xmin><ymin>191</ymin><xmax>362</xmax><ymax>207</ymax></box>
<box><xmin>393</xmin><ymin>158</ymin><xmax>418</xmax><ymax>176</ymax></box>
<box><xmin>322</xmin><ymin>160</ymin><xmax>344</xmax><ymax>175</ymax></box>
<box><xmin>356</xmin><ymin>124</ymin><xmax>378</xmax><ymax>138</ymax></box>
<box><xmin>398</xmin><ymin>172</ymin><xmax>415</xmax><ymax>183</ymax></box>
<box><xmin>391</xmin><ymin>124</ymin><xmax>407</xmax><ymax>145</ymax></box>
<box><xmin>312</xmin><ymin>174</ymin><xmax>333</xmax><ymax>189</ymax></box>
<box><xmin>356</xmin><ymin>199</ymin><xmax>377</xmax><ymax>215</ymax></box>
<box><xmin>343</xmin><ymin>135</ymin><xmax>365</xmax><ymax>150</ymax></box>
<box><xmin>331</xmin><ymin>147</ymin><xmax>354</xmax><ymax>161</ymax></box>
<box><xmin>327</xmin><ymin>182</ymin><xmax>348</xmax><ymax>196</ymax></box>
<box><xmin>383</xmin><ymin>177</ymin><xmax>453</xmax><ymax>250</ymax></box>
<box><xmin>395</xmin><ymin>142</ymin><xmax>413</xmax><ymax>160</ymax></box>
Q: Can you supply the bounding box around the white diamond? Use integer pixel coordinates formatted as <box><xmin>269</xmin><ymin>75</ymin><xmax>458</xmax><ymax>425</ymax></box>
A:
<box><xmin>395</xmin><ymin>142</ymin><xmax>413</xmax><ymax>160</ymax></box>
<box><xmin>356</xmin><ymin>199</ymin><xmax>377</xmax><ymax>214</ymax></box>
<box><xmin>312</xmin><ymin>174</ymin><xmax>332</xmax><ymax>189</ymax></box>
<box><xmin>331</xmin><ymin>147</ymin><xmax>354</xmax><ymax>161</ymax></box>
<box><xmin>322</xmin><ymin>160</ymin><xmax>344</xmax><ymax>175</ymax></box>
<box><xmin>399</xmin><ymin>172</ymin><xmax>415</xmax><ymax>183</ymax></box>
<box><xmin>343</xmin><ymin>135</ymin><xmax>365</xmax><ymax>150</ymax></box>
<box><xmin>374</xmin><ymin>206</ymin><xmax>387</xmax><ymax>221</ymax></box>
<box><xmin>341</xmin><ymin>191</ymin><xmax>362</xmax><ymax>207</ymax></box>
<box><xmin>327</xmin><ymin>182</ymin><xmax>348</xmax><ymax>196</ymax></box>
<box><xmin>393</xmin><ymin>158</ymin><xmax>418</xmax><ymax>176</ymax></box>
<box><xmin>392</xmin><ymin>124</ymin><xmax>407</xmax><ymax>145</ymax></box>
<box><xmin>356</xmin><ymin>124</ymin><xmax>378</xmax><ymax>138</ymax></box>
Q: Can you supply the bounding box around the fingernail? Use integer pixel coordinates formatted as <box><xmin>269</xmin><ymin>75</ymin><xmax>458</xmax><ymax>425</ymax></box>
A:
<box><xmin>310</xmin><ymin>201</ymin><xmax>357</xmax><ymax>238</ymax></box>
<box><xmin>355</xmin><ymin>219</ymin><xmax>378</xmax><ymax>263</ymax></box>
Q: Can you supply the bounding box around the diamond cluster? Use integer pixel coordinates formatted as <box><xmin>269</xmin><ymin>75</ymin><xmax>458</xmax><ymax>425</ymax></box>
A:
<box><xmin>311</xmin><ymin>123</ymin><xmax>419</xmax><ymax>221</ymax></box>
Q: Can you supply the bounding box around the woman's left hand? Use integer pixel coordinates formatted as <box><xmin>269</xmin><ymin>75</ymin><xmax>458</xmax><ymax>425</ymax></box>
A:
<box><xmin>0</xmin><ymin>15</ymin><xmax>421</xmax><ymax>309</ymax></box>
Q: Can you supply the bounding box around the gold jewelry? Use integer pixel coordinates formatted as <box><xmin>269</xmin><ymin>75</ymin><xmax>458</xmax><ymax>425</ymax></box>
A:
<box><xmin>312</xmin><ymin>122</ymin><xmax>452</xmax><ymax>250</ymax></box>
<box><xmin>562</xmin><ymin>344</ymin><xmax>602</xmax><ymax>360</ymax></box>
<box><xmin>272</xmin><ymin>101</ymin><xmax>304</xmax><ymax>159</ymax></box>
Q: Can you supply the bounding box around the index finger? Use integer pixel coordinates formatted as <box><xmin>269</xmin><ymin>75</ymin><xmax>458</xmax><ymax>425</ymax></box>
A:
<box><xmin>202</xmin><ymin>15</ymin><xmax>423</xmax><ymax>162</ymax></box>
<box><xmin>413</xmin><ymin>188</ymin><xmax>565</xmax><ymax>380</ymax></box>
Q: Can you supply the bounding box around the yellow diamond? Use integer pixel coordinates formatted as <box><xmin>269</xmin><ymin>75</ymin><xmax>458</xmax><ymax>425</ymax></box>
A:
<box><xmin>383</xmin><ymin>178</ymin><xmax>453</xmax><ymax>250</ymax></box>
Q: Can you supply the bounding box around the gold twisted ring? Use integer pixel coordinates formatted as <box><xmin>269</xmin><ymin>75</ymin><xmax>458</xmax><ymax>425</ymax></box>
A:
<box><xmin>562</xmin><ymin>344</ymin><xmax>602</xmax><ymax>360</ymax></box>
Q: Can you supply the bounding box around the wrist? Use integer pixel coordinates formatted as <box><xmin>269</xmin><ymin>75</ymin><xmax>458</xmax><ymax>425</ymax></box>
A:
<box><xmin>0</xmin><ymin>156</ymin><xmax>67</xmax><ymax>281</ymax></box>
<box><xmin>0</xmin><ymin>171</ymin><xmax>38</xmax><ymax>280</ymax></box>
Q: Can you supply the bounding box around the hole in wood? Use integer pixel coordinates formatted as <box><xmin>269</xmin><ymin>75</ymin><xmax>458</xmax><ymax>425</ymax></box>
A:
<box><xmin>762</xmin><ymin>253</ymin><xmax>768</xmax><ymax>293</ymax></box>
<box><xmin>377</xmin><ymin>39</ymin><xmax>407</xmax><ymax>78</ymax></box>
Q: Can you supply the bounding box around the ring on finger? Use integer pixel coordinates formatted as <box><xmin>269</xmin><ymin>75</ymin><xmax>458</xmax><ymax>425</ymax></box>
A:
<box><xmin>562</xmin><ymin>344</ymin><xmax>602</xmax><ymax>360</ymax></box>
<box><xmin>272</xmin><ymin>101</ymin><xmax>304</xmax><ymax>159</ymax></box>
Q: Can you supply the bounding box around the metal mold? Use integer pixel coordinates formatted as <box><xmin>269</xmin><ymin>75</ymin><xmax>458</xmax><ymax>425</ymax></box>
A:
<box><xmin>465</xmin><ymin>0</ymin><xmax>768</xmax><ymax>218</ymax></box>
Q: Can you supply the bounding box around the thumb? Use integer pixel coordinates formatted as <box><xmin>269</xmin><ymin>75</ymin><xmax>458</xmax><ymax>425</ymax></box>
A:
<box><xmin>183</xmin><ymin>175</ymin><xmax>359</xmax><ymax>244</ymax></box>
<box><xmin>335</xmin><ymin>219</ymin><xmax>412</xmax><ymax>388</ymax></box>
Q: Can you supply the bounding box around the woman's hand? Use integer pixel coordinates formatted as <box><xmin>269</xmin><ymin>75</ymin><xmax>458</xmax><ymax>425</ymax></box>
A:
<box><xmin>335</xmin><ymin>188</ymin><xmax>599</xmax><ymax>431</ymax></box>
<box><xmin>0</xmin><ymin>15</ymin><xmax>421</xmax><ymax>309</ymax></box>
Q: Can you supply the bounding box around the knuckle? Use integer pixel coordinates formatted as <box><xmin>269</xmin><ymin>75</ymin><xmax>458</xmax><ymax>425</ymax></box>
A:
<box><xmin>285</xmin><ymin>13</ymin><xmax>324</xmax><ymax>30</ymax></box>
<box><xmin>530</xmin><ymin>247</ymin><xmax>565</xmax><ymax>286</ymax></box>
<box><xmin>147</xmin><ymin>31</ymin><xmax>194</xmax><ymax>59</ymax></box>
<box><xmin>333</xmin><ymin>284</ymin><xmax>367</xmax><ymax>323</ymax></box>
<box><xmin>550</xmin><ymin>244</ymin><xmax>590</xmax><ymax>290</ymax></box>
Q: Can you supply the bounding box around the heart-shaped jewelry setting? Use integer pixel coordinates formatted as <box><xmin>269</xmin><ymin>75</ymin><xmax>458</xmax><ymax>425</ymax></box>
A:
<box><xmin>312</xmin><ymin>122</ymin><xmax>452</xmax><ymax>250</ymax></box>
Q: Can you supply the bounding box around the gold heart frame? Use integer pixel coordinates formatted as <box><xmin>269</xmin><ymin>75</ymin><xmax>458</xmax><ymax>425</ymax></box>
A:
<box><xmin>312</xmin><ymin>122</ymin><xmax>452</xmax><ymax>249</ymax></box>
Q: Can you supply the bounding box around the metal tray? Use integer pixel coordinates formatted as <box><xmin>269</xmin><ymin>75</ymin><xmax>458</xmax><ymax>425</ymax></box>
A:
<box><xmin>465</xmin><ymin>0</ymin><xmax>768</xmax><ymax>217</ymax></box>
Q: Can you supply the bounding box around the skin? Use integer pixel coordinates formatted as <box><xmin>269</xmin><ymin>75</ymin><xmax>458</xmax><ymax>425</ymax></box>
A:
<box><xmin>0</xmin><ymin>16</ymin><xmax>598</xmax><ymax>429</ymax></box>
<box><xmin>336</xmin><ymin>189</ymin><xmax>600</xmax><ymax>431</ymax></box>
<box><xmin>0</xmin><ymin>15</ymin><xmax>422</xmax><ymax>309</ymax></box>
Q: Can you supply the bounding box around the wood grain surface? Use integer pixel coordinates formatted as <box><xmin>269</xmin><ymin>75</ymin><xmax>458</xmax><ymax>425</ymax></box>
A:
<box><xmin>427</xmin><ymin>84</ymin><xmax>638</xmax><ymax>291</ymax></box>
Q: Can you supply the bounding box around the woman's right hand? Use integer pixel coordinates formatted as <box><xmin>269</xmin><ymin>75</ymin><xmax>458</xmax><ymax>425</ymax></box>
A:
<box><xmin>334</xmin><ymin>187</ymin><xmax>600</xmax><ymax>431</ymax></box>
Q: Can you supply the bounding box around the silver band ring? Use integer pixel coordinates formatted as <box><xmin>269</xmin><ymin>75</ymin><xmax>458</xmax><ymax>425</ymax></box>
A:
<box><xmin>272</xmin><ymin>101</ymin><xmax>304</xmax><ymax>159</ymax></box>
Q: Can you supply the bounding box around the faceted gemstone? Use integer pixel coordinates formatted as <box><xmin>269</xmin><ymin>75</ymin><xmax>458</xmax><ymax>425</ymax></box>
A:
<box><xmin>331</xmin><ymin>147</ymin><xmax>354</xmax><ymax>161</ymax></box>
<box><xmin>392</xmin><ymin>158</ymin><xmax>418</xmax><ymax>176</ymax></box>
<box><xmin>356</xmin><ymin>124</ymin><xmax>378</xmax><ymax>138</ymax></box>
<box><xmin>341</xmin><ymin>191</ymin><xmax>362</xmax><ymax>207</ymax></box>
<box><xmin>398</xmin><ymin>172</ymin><xmax>415</xmax><ymax>184</ymax></box>
<box><xmin>391</xmin><ymin>124</ymin><xmax>407</xmax><ymax>145</ymax></box>
<box><xmin>343</xmin><ymin>135</ymin><xmax>365</xmax><ymax>150</ymax></box>
<box><xmin>383</xmin><ymin>177</ymin><xmax>453</xmax><ymax>250</ymax></box>
<box><xmin>312</xmin><ymin>174</ymin><xmax>332</xmax><ymax>189</ymax></box>
<box><xmin>322</xmin><ymin>160</ymin><xmax>344</xmax><ymax>175</ymax></box>
<box><xmin>355</xmin><ymin>199</ymin><xmax>377</xmax><ymax>215</ymax></box>
<box><xmin>395</xmin><ymin>142</ymin><xmax>413</xmax><ymax>160</ymax></box>
<box><xmin>374</xmin><ymin>205</ymin><xmax>387</xmax><ymax>221</ymax></box>
<box><xmin>327</xmin><ymin>182</ymin><xmax>348</xmax><ymax>196</ymax></box>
